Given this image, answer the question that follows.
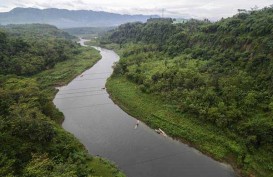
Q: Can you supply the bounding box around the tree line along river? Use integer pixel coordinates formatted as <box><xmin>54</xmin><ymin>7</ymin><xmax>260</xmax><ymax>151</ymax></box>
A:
<box><xmin>53</xmin><ymin>38</ymin><xmax>236</xmax><ymax>177</ymax></box>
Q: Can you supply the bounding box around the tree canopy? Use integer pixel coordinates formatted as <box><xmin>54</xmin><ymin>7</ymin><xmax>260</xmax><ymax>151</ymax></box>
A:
<box><xmin>104</xmin><ymin>6</ymin><xmax>273</xmax><ymax>177</ymax></box>
<box><xmin>0</xmin><ymin>24</ymin><xmax>123</xmax><ymax>177</ymax></box>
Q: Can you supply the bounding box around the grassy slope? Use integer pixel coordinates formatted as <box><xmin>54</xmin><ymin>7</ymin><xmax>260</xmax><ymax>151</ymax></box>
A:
<box><xmin>36</xmin><ymin>47</ymin><xmax>100</xmax><ymax>92</ymax></box>
<box><xmin>107</xmin><ymin>76</ymin><xmax>272</xmax><ymax>177</ymax></box>
<box><xmin>35</xmin><ymin>46</ymin><xmax>125</xmax><ymax>177</ymax></box>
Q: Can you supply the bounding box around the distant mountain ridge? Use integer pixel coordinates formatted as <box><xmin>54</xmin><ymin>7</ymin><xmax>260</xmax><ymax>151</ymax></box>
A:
<box><xmin>0</xmin><ymin>7</ymin><xmax>159</xmax><ymax>28</ymax></box>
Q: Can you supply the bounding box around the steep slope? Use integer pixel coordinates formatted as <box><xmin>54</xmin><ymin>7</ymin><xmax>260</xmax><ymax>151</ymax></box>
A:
<box><xmin>104</xmin><ymin>7</ymin><xmax>273</xmax><ymax>177</ymax></box>
<box><xmin>0</xmin><ymin>24</ymin><xmax>124</xmax><ymax>177</ymax></box>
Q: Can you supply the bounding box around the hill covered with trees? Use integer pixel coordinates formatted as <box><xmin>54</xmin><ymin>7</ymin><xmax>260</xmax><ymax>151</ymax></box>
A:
<box><xmin>103</xmin><ymin>6</ymin><xmax>273</xmax><ymax>177</ymax></box>
<box><xmin>0</xmin><ymin>7</ymin><xmax>158</xmax><ymax>28</ymax></box>
<box><xmin>0</xmin><ymin>24</ymin><xmax>77</xmax><ymax>75</ymax></box>
<box><xmin>0</xmin><ymin>24</ymin><xmax>124</xmax><ymax>177</ymax></box>
<box><xmin>63</xmin><ymin>27</ymin><xmax>115</xmax><ymax>39</ymax></box>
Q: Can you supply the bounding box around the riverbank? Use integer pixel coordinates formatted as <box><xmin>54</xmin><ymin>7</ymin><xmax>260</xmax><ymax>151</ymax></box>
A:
<box><xmin>55</xmin><ymin>45</ymin><xmax>236</xmax><ymax>177</ymax></box>
<box><xmin>35</xmin><ymin>46</ymin><xmax>101</xmax><ymax>123</ymax></box>
<box><xmin>107</xmin><ymin>76</ymin><xmax>263</xmax><ymax>177</ymax></box>
<box><xmin>36</xmin><ymin>45</ymin><xmax>125</xmax><ymax>177</ymax></box>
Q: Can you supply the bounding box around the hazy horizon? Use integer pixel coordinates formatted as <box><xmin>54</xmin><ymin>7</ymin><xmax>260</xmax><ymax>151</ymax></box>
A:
<box><xmin>0</xmin><ymin>0</ymin><xmax>272</xmax><ymax>20</ymax></box>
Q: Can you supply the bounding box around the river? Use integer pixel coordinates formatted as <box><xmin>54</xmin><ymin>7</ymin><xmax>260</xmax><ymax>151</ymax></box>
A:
<box><xmin>53</xmin><ymin>39</ymin><xmax>236</xmax><ymax>177</ymax></box>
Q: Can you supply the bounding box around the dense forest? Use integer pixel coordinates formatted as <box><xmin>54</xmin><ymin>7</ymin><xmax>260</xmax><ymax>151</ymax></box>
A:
<box><xmin>0</xmin><ymin>24</ymin><xmax>123</xmax><ymax>177</ymax></box>
<box><xmin>63</xmin><ymin>27</ymin><xmax>115</xmax><ymax>39</ymax></box>
<box><xmin>0</xmin><ymin>24</ymin><xmax>77</xmax><ymax>75</ymax></box>
<box><xmin>103</xmin><ymin>6</ymin><xmax>273</xmax><ymax>177</ymax></box>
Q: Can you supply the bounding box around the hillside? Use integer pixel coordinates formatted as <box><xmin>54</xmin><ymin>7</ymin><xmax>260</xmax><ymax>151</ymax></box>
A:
<box><xmin>1</xmin><ymin>24</ymin><xmax>75</xmax><ymax>39</ymax></box>
<box><xmin>0</xmin><ymin>7</ymin><xmax>159</xmax><ymax>28</ymax></box>
<box><xmin>103</xmin><ymin>6</ymin><xmax>273</xmax><ymax>177</ymax></box>
<box><xmin>63</xmin><ymin>26</ymin><xmax>115</xmax><ymax>39</ymax></box>
<box><xmin>0</xmin><ymin>24</ymin><xmax>124</xmax><ymax>177</ymax></box>
<box><xmin>0</xmin><ymin>24</ymin><xmax>76</xmax><ymax>75</ymax></box>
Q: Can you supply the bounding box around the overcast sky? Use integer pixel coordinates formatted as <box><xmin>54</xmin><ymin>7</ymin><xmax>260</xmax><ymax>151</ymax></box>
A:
<box><xmin>0</xmin><ymin>0</ymin><xmax>272</xmax><ymax>20</ymax></box>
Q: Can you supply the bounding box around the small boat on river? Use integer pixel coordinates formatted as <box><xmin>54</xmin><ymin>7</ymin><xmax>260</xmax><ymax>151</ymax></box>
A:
<box><xmin>155</xmin><ymin>128</ymin><xmax>167</xmax><ymax>137</ymax></box>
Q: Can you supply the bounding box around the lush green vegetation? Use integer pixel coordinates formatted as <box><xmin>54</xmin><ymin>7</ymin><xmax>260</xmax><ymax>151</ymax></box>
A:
<box><xmin>104</xmin><ymin>6</ymin><xmax>273</xmax><ymax>177</ymax></box>
<box><xmin>63</xmin><ymin>27</ymin><xmax>115</xmax><ymax>39</ymax></box>
<box><xmin>0</xmin><ymin>24</ymin><xmax>124</xmax><ymax>177</ymax></box>
<box><xmin>0</xmin><ymin>24</ymin><xmax>78</xmax><ymax>75</ymax></box>
<box><xmin>1</xmin><ymin>24</ymin><xmax>75</xmax><ymax>40</ymax></box>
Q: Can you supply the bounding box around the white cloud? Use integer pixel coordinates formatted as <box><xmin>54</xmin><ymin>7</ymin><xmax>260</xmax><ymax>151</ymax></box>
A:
<box><xmin>0</xmin><ymin>0</ymin><xmax>272</xmax><ymax>20</ymax></box>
